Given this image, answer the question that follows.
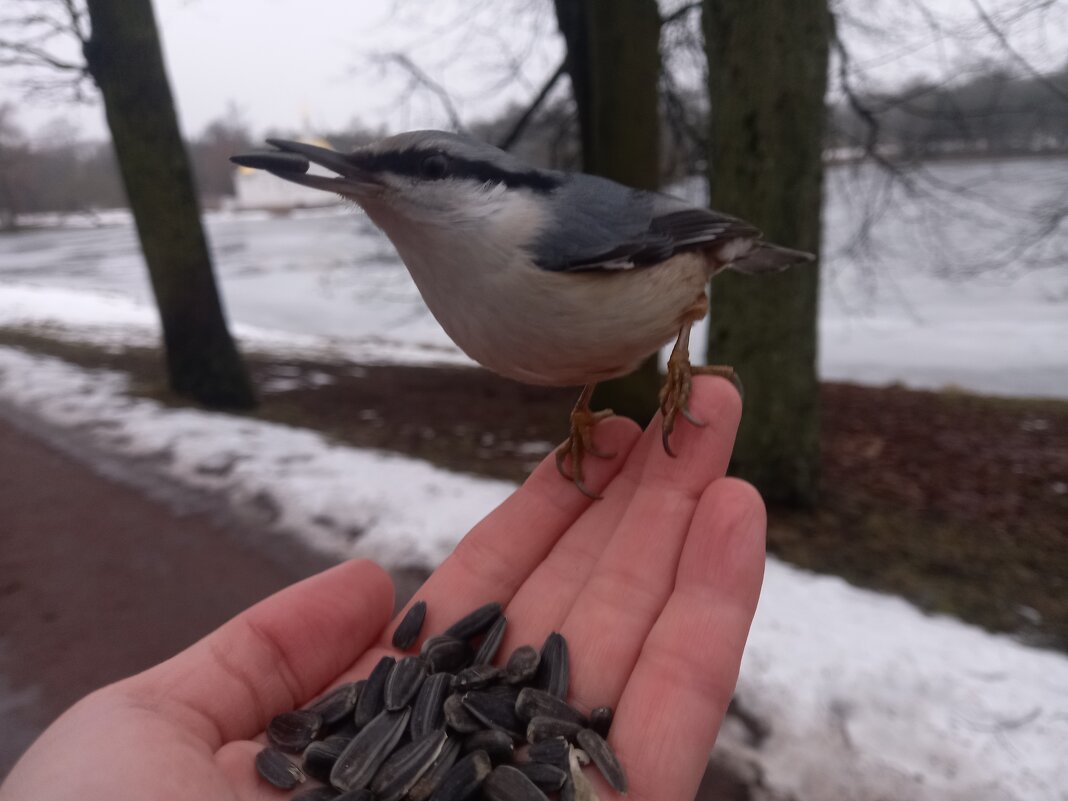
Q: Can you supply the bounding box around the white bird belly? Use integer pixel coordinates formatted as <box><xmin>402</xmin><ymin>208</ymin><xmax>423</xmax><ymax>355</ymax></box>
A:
<box><xmin>408</xmin><ymin>250</ymin><xmax>713</xmax><ymax>387</ymax></box>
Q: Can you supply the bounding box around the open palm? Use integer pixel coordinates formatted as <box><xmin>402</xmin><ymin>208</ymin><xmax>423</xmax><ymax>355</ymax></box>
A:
<box><xmin>0</xmin><ymin>377</ymin><xmax>765</xmax><ymax>801</ymax></box>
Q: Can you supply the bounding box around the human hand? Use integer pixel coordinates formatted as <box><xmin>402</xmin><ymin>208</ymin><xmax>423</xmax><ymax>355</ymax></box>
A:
<box><xmin>0</xmin><ymin>377</ymin><xmax>765</xmax><ymax>801</ymax></box>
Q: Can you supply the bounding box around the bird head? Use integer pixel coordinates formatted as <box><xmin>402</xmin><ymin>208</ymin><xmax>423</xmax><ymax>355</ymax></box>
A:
<box><xmin>231</xmin><ymin>130</ymin><xmax>560</xmax><ymax>236</ymax></box>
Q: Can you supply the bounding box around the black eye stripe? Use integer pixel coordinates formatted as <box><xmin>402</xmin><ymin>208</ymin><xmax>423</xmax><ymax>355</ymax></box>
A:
<box><xmin>420</xmin><ymin>154</ymin><xmax>449</xmax><ymax>179</ymax></box>
<box><xmin>351</xmin><ymin>148</ymin><xmax>560</xmax><ymax>192</ymax></box>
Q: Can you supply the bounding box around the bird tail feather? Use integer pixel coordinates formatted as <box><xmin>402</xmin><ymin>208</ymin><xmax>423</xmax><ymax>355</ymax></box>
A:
<box><xmin>728</xmin><ymin>242</ymin><xmax>814</xmax><ymax>274</ymax></box>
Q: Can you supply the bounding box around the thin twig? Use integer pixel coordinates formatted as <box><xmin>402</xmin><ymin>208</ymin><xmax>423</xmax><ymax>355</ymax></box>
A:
<box><xmin>968</xmin><ymin>0</ymin><xmax>1068</xmax><ymax>103</ymax></box>
<box><xmin>372</xmin><ymin>52</ymin><xmax>467</xmax><ymax>133</ymax></box>
<box><xmin>661</xmin><ymin>1</ymin><xmax>700</xmax><ymax>26</ymax></box>
<box><xmin>497</xmin><ymin>59</ymin><xmax>566</xmax><ymax>151</ymax></box>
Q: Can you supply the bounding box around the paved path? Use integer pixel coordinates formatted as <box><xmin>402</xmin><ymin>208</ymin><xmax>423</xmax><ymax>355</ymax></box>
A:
<box><xmin>0</xmin><ymin>403</ymin><xmax>341</xmax><ymax>777</ymax></box>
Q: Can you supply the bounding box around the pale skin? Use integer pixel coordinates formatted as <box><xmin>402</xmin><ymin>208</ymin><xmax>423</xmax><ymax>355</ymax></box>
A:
<box><xmin>0</xmin><ymin>378</ymin><xmax>765</xmax><ymax>801</ymax></box>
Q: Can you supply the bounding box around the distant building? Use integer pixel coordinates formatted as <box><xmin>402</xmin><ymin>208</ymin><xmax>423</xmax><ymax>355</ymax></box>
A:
<box><xmin>230</xmin><ymin>137</ymin><xmax>342</xmax><ymax>212</ymax></box>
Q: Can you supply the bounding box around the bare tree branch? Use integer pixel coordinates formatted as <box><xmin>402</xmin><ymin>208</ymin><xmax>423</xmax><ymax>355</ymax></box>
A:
<box><xmin>371</xmin><ymin>52</ymin><xmax>467</xmax><ymax>133</ymax></box>
<box><xmin>967</xmin><ymin>0</ymin><xmax>1068</xmax><ymax>104</ymax></box>
<box><xmin>662</xmin><ymin>2</ymin><xmax>700</xmax><ymax>26</ymax></box>
<box><xmin>0</xmin><ymin>39</ymin><xmax>84</xmax><ymax>71</ymax></box>
<box><xmin>59</xmin><ymin>0</ymin><xmax>89</xmax><ymax>43</ymax></box>
<box><xmin>497</xmin><ymin>59</ymin><xmax>566</xmax><ymax>151</ymax></box>
<box><xmin>0</xmin><ymin>1</ymin><xmax>93</xmax><ymax>99</ymax></box>
<box><xmin>829</xmin><ymin>11</ymin><xmax>918</xmax><ymax>186</ymax></box>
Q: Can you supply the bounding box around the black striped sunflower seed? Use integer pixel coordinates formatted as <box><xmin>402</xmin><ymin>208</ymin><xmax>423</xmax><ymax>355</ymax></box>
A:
<box><xmin>422</xmin><ymin>635</ymin><xmax>475</xmax><ymax>673</ymax></box>
<box><xmin>330</xmin><ymin>707</ymin><xmax>410</xmax><ymax>792</ymax></box>
<box><xmin>451</xmin><ymin>663</ymin><xmax>500</xmax><ymax>692</ymax></box>
<box><xmin>589</xmin><ymin>706</ymin><xmax>613</xmax><ymax>738</ymax></box>
<box><xmin>576</xmin><ymin>728</ymin><xmax>628</xmax><ymax>793</ymax></box>
<box><xmin>515</xmin><ymin>761</ymin><xmax>568</xmax><ymax>793</ymax></box>
<box><xmin>353</xmin><ymin>655</ymin><xmax>395</xmax><ymax>728</ymax></box>
<box><xmin>392</xmin><ymin>599</ymin><xmax>428</xmax><ymax>650</ymax></box>
<box><xmin>443</xmin><ymin>602</ymin><xmax>503</xmax><ymax>641</ymax></box>
<box><xmin>473</xmin><ymin>614</ymin><xmax>507</xmax><ymax>665</ymax></box>
<box><xmin>305</xmin><ymin>682</ymin><xmax>360</xmax><ymax>726</ymax></box>
<box><xmin>293</xmin><ymin>788</ymin><xmax>341</xmax><ymax>801</ymax></box>
<box><xmin>426</xmin><ymin>749</ymin><xmax>492</xmax><ymax>801</ymax></box>
<box><xmin>267</xmin><ymin>709</ymin><xmax>323</xmax><ymax>753</ymax></box>
<box><xmin>526</xmin><ymin>714</ymin><xmax>582</xmax><ymax>743</ymax></box>
<box><xmin>334</xmin><ymin>790</ymin><xmax>374</xmax><ymax>801</ymax></box>
<box><xmin>370</xmin><ymin>728</ymin><xmax>448</xmax><ymax>801</ymax></box>
<box><xmin>411</xmin><ymin>672</ymin><xmax>452</xmax><ymax>739</ymax></box>
<box><xmin>526</xmin><ymin>736</ymin><xmax>570</xmax><ymax>771</ymax></box>
<box><xmin>255</xmin><ymin>746</ymin><xmax>306</xmax><ymax>789</ymax></box>
<box><xmin>407</xmin><ymin>737</ymin><xmax>462</xmax><ymax>801</ymax></box>
<box><xmin>483</xmin><ymin>683</ymin><xmax>521</xmax><ymax>703</ymax></box>
<box><xmin>328</xmin><ymin>715</ymin><xmax>359</xmax><ymax>740</ymax></box>
<box><xmin>462</xmin><ymin>729</ymin><xmax>514</xmax><ymax>764</ymax></box>
<box><xmin>462</xmin><ymin>689</ymin><xmax>524</xmax><ymax>738</ymax></box>
<box><xmin>534</xmin><ymin>632</ymin><xmax>569</xmax><ymax>699</ymax></box>
<box><xmin>482</xmin><ymin>764</ymin><xmax>551</xmax><ymax>801</ymax></box>
<box><xmin>504</xmin><ymin>645</ymin><xmax>540</xmax><ymax>684</ymax></box>
<box><xmin>384</xmin><ymin>655</ymin><xmax>427</xmax><ymax>710</ymax></box>
<box><xmin>302</xmin><ymin>735</ymin><xmax>349</xmax><ymax>783</ymax></box>
<box><xmin>443</xmin><ymin>693</ymin><xmax>483</xmax><ymax>734</ymax></box>
<box><xmin>515</xmin><ymin>687</ymin><xmax>587</xmax><ymax>727</ymax></box>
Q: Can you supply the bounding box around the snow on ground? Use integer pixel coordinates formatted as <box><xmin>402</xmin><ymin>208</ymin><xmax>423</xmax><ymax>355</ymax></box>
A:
<box><xmin>728</xmin><ymin>561</ymin><xmax>1068</xmax><ymax>800</ymax></box>
<box><xmin>1</xmin><ymin>158</ymin><xmax>1066</xmax><ymax>398</ymax></box>
<box><xmin>0</xmin><ymin>344</ymin><xmax>1065</xmax><ymax>801</ymax></box>
<box><xmin>0</xmin><ymin>346</ymin><xmax>508</xmax><ymax>568</ymax></box>
<box><xmin>0</xmin><ymin>283</ymin><xmax>472</xmax><ymax>369</ymax></box>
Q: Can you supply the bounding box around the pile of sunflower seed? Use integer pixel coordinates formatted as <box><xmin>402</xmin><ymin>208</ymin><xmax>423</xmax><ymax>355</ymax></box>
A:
<box><xmin>255</xmin><ymin>600</ymin><xmax>627</xmax><ymax>800</ymax></box>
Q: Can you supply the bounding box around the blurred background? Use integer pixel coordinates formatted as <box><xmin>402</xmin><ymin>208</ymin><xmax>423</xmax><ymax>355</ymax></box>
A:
<box><xmin>0</xmin><ymin>0</ymin><xmax>1066</xmax><ymax>798</ymax></box>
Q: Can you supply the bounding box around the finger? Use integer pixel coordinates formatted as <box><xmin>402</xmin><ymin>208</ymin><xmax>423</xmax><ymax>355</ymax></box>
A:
<box><xmin>625</xmin><ymin>375</ymin><xmax>741</xmax><ymax>490</ymax></box>
<box><xmin>131</xmin><ymin>559</ymin><xmax>394</xmax><ymax>748</ymax></box>
<box><xmin>381</xmin><ymin>416</ymin><xmax>642</xmax><ymax>652</ymax></box>
<box><xmin>609</xmin><ymin>479</ymin><xmax>766</xmax><ymax>801</ymax></box>
<box><xmin>504</xmin><ymin>377</ymin><xmax>742</xmax><ymax>654</ymax></box>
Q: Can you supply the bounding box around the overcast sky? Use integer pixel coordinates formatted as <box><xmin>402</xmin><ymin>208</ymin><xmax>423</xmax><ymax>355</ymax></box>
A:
<box><xmin>1</xmin><ymin>0</ymin><xmax>1066</xmax><ymax>142</ymax></box>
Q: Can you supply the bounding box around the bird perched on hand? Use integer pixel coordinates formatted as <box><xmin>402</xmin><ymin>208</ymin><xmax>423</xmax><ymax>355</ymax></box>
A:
<box><xmin>232</xmin><ymin>131</ymin><xmax>812</xmax><ymax>497</ymax></box>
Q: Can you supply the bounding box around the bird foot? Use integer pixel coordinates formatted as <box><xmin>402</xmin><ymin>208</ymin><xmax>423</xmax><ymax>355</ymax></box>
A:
<box><xmin>659</xmin><ymin>357</ymin><xmax>737</xmax><ymax>456</ymax></box>
<box><xmin>554</xmin><ymin>405</ymin><xmax>616</xmax><ymax>499</ymax></box>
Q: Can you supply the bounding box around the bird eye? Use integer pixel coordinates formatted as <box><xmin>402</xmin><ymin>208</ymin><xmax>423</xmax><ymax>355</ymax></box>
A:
<box><xmin>419</xmin><ymin>153</ymin><xmax>449</xmax><ymax>180</ymax></box>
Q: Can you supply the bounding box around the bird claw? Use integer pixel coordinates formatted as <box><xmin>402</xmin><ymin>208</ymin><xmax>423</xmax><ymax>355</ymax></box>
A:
<box><xmin>681</xmin><ymin>406</ymin><xmax>707</xmax><ymax>428</ymax></box>
<box><xmin>555</xmin><ymin>406</ymin><xmax>615</xmax><ymax>499</ymax></box>
<box><xmin>660</xmin><ymin>358</ymin><xmax>735</xmax><ymax>455</ymax></box>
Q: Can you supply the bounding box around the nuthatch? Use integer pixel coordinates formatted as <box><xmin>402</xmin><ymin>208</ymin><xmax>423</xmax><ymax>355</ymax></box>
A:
<box><xmin>232</xmin><ymin>130</ymin><xmax>812</xmax><ymax>497</ymax></box>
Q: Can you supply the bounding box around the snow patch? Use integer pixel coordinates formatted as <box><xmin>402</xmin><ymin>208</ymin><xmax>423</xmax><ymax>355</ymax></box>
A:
<box><xmin>728</xmin><ymin>561</ymin><xmax>1068</xmax><ymax>800</ymax></box>
<box><xmin>0</xmin><ymin>346</ymin><xmax>507</xmax><ymax>568</ymax></box>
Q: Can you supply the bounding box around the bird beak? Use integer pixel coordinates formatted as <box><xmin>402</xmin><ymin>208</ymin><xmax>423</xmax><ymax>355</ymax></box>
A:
<box><xmin>230</xmin><ymin>139</ymin><xmax>381</xmax><ymax>199</ymax></box>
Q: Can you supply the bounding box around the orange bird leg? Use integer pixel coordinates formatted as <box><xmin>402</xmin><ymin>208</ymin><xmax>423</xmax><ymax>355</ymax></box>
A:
<box><xmin>554</xmin><ymin>383</ymin><xmax>615</xmax><ymax>499</ymax></box>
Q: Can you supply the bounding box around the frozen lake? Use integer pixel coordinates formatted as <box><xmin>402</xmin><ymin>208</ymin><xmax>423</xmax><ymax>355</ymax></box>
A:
<box><xmin>1</xmin><ymin>157</ymin><xmax>1065</xmax><ymax>397</ymax></box>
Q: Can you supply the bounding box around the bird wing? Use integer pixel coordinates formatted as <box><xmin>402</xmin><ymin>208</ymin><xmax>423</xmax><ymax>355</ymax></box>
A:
<box><xmin>529</xmin><ymin>174</ymin><xmax>760</xmax><ymax>272</ymax></box>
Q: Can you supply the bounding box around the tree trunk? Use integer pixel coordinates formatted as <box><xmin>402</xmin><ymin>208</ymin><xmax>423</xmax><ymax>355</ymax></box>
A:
<box><xmin>703</xmin><ymin>0</ymin><xmax>829</xmax><ymax>505</ymax></box>
<box><xmin>83</xmin><ymin>0</ymin><xmax>255</xmax><ymax>409</ymax></box>
<box><xmin>553</xmin><ymin>0</ymin><xmax>662</xmax><ymax>423</ymax></box>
